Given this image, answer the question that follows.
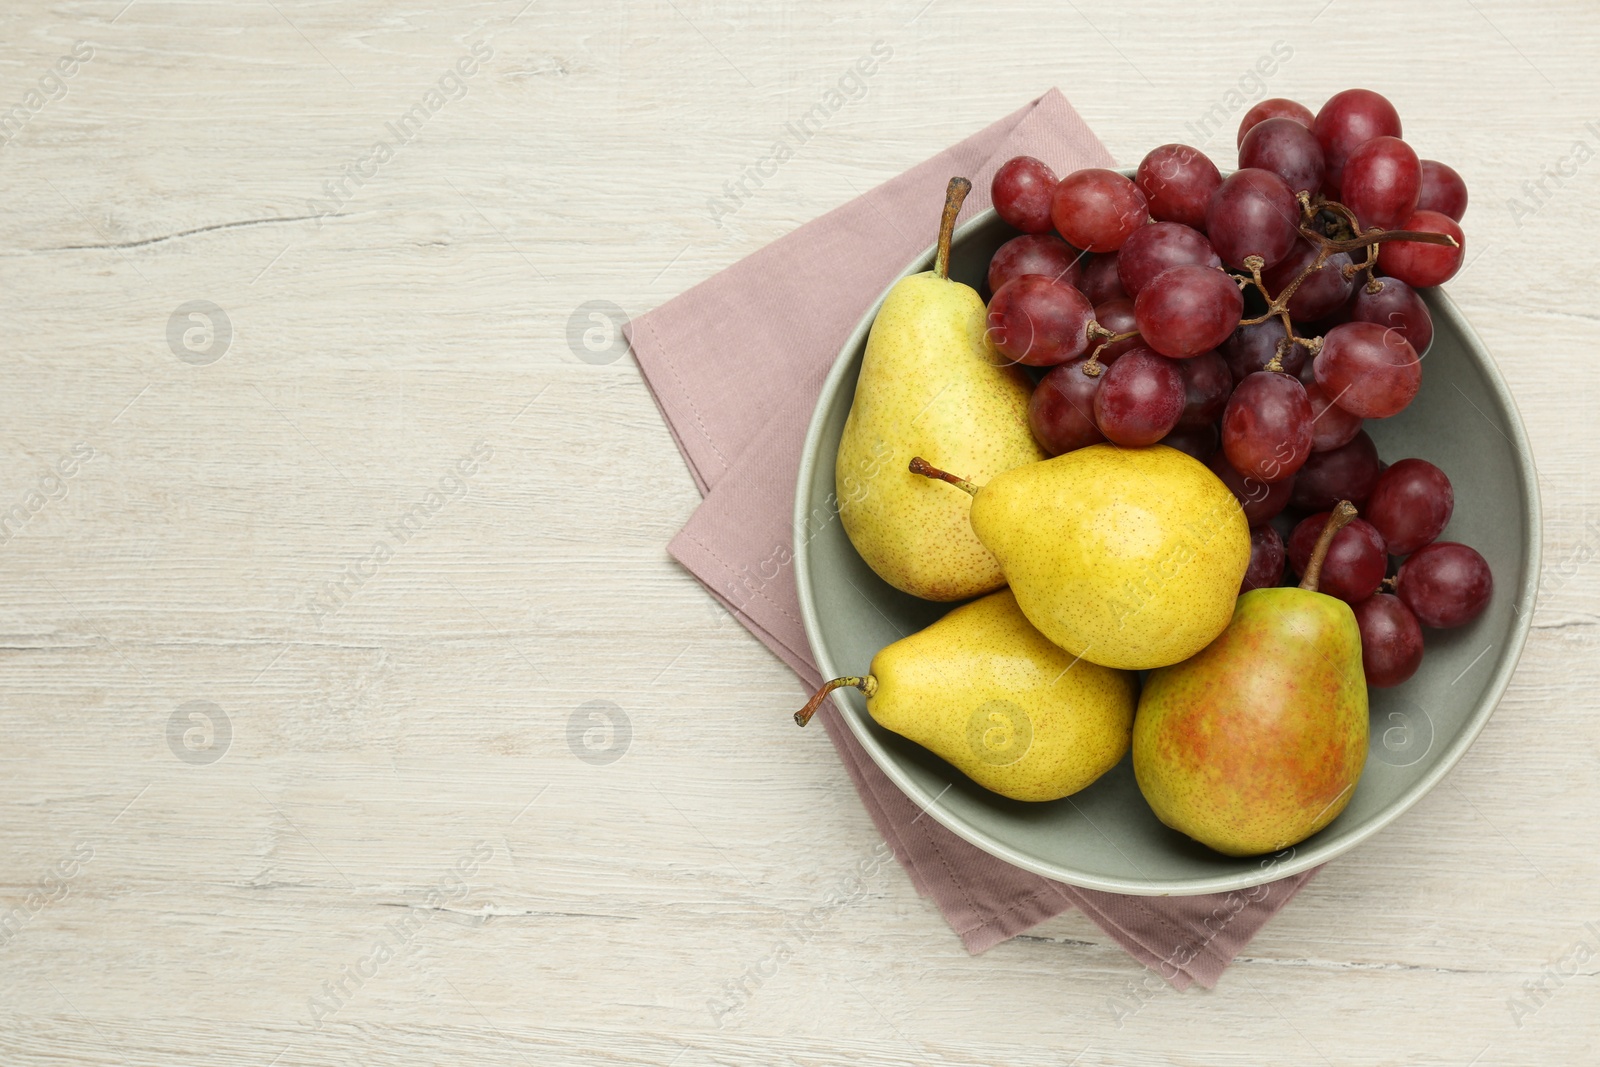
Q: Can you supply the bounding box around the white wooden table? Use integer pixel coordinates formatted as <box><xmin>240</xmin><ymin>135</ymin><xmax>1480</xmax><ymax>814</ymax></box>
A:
<box><xmin>2</xmin><ymin>2</ymin><xmax>1597</xmax><ymax>1063</ymax></box>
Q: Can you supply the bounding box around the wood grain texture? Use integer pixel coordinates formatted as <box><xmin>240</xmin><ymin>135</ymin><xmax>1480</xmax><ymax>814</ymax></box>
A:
<box><xmin>1</xmin><ymin>1</ymin><xmax>1598</xmax><ymax>1064</ymax></box>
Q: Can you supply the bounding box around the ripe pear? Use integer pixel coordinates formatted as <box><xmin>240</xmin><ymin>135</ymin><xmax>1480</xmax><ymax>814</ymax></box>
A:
<box><xmin>794</xmin><ymin>588</ymin><xmax>1136</xmax><ymax>802</ymax></box>
<box><xmin>836</xmin><ymin>177</ymin><xmax>1045</xmax><ymax>602</ymax></box>
<box><xmin>1133</xmin><ymin>502</ymin><xmax>1370</xmax><ymax>857</ymax></box>
<box><xmin>911</xmin><ymin>444</ymin><xmax>1249</xmax><ymax>670</ymax></box>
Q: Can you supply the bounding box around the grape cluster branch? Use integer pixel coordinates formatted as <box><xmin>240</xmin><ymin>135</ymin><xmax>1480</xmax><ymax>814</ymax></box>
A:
<box><xmin>1233</xmin><ymin>192</ymin><xmax>1458</xmax><ymax>370</ymax></box>
<box><xmin>1073</xmin><ymin>193</ymin><xmax>1457</xmax><ymax>382</ymax></box>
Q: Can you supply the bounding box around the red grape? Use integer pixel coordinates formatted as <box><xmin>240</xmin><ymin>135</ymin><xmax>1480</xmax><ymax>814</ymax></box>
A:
<box><xmin>1117</xmin><ymin>222</ymin><xmax>1221</xmax><ymax>297</ymax></box>
<box><xmin>1238</xmin><ymin>117</ymin><xmax>1326</xmax><ymax>197</ymax></box>
<box><xmin>1241</xmin><ymin>524</ymin><xmax>1287</xmax><ymax>592</ymax></box>
<box><xmin>1380</xmin><ymin>209</ymin><xmax>1465</xmax><ymax>287</ymax></box>
<box><xmin>1207</xmin><ymin>451</ymin><xmax>1295</xmax><ymax>526</ymax></box>
<box><xmin>988</xmin><ymin>234</ymin><xmax>1083</xmax><ymax>295</ymax></box>
<box><xmin>1206</xmin><ymin>168</ymin><xmax>1301</xmax><ymax>270</ymax></box>
<box><xmin>1029</xmin><ymin>358</ymin><xmax>1105</xmax><ymax>455</ymax></box>
<box><xmin>1312</xmin><ymin>88</ymin><xmax>1403</xmax><ymax>195</ymax></box>
<box><xmin>1299</xmin><ymin>296</ymin><xmax>1356</xmax><ymax>341</ymax></box>
<box><xmin>1222</xmin><ymin>317</ymin><xmax>1308</xmax><ymax>384</ymax></box>
<box><xmin>1238</xmin><ymin>98</ymin><xmax>1314</xmax><ymax>147</ymax></box>
<box><xmin>1136</xmin><ymin>144</ymin><xmax>1222</xmax><ymax>231</ymax></box>
<box><xmin>986</xmin><ymin>275</ymin><xmax>1094</xmax><ymax>366</ymax></box>
<box><xmin>1315</xmin><ymin>321</ymin><xmax>1421</xmax><ymax>418</ymax></box>
<box><xmin>992</xmin><ymin>155</ymin><xmax>1059</xmax><ymax>234</ymax></box>
<box><xmin>1221</xmin><ymin>371</ymin><xmax>1313</xmax><ymax>483</ymax></box>
<box><xmin>1051</xmin><ymin>168</ymin><xmax>1149</xmax><ymax>253</ymax></box>
<box><xmin>1080</xmin><ymin>252</ymin><xmax>1127</xmax><ymax>304</ymax></box>
<box><xmin>1261</xmin><ymin>238</ymin><xmax>1355</xmax><ymax>322</ymax></box>
<box><xmin>1092</xmin><ymin>297</ymin><xmax>1142</xmax><ymax>363</ymax></box>
<box><xmin>1177</xmin><ymin>349</ymin><xmax>1231</xmax><ymax>427</ymax></box>
<box><xmin>1350</xmin><ymin>276</ymin><xmax>1433</xmax><ymax>354</ymax></box>
<box><xmin>1160</xmin><ymin>422</ymin><xmax>1219</xmax><ymax>462</ymax></box>
<box><xmin>1305</xmin><ymin>380</ymin><xmax>1363</xmax><ymax>452</ymax></box>
<box><xmin>1289</xmin><ymin>511</ymin><xmax>1388</xmax><ymax>603</ymax></box>
<box><xmin>1341</xmin><ymin>136</ymin><xmax>1421</xmax><ymax>231</ymax></box>
<box><xmin>1365</xmin><ymin>458</ymin><xmax>1454</xmax><ymax>555</ymax></box>
<box><xmin>1133</xmin><ymin>264</ymin><xmax>1243</xmax><ymax>358</ymax></box>
<box><xmin>1296</xmin><ymin>353</ymin><xmax>1319</xmax><ymax>387</ymax></box>
<box><xmin>1353</xmin><ymin>594</ymin><xmax>1424</xmax><ymax>687</ymax></box>
<box><xmin>1417</xmin><ymin>159</ymin><xmax>1468</xmax><ymax>221</ymax></box>
<box><xmin>1395</xmin><ymin>542</ymin><xmax>1492</xmax><ymax>628</ymax></box>
<box><xmin>1290</xmin><ymin>429</ymin><xmax>1381</xmax><ymax>512</ymax></box>
<box><xmin>1093</xmin><ymin>347</ymin><xmax>1184</xmax><ymax>446</ymax></box>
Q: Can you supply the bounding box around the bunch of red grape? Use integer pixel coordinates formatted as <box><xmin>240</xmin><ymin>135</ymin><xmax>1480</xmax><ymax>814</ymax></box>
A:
<box><xmin>986</xmin><ymin>87</ymin><xmax>1489</xmax><ymax>689</ymax></box>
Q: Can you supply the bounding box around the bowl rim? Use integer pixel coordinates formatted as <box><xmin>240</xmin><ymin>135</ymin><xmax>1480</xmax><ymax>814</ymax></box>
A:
<box><xmin>793</xmin><ymin>205</ymin><xmax>1543</xmax><ymax>896</ymax></box>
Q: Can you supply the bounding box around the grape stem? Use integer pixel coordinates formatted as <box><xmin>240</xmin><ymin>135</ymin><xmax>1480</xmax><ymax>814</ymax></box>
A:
<box><xmin>1317</xmin><ymin>225</ymin><xmax>1455</xmax><ymax>292</ymax></box>
<box><xmin>1081</xmin><ymin>324</ymin><xmax>1138</xmax><ymax>377</ymax></box>
<box><xmin>1237</xmin><ymin>254</ymin><xmax>1300</xmax><ymax>370</ymax></box>
<box><xmin>1234</xmin><ymin>191</ymin><xmax>1459</xmax><ymax>367</ymax></box>
<box><xmin>1311</xmin><ymin>227</ymin><xmax>1459</xmax><ymax>255</ymax></box>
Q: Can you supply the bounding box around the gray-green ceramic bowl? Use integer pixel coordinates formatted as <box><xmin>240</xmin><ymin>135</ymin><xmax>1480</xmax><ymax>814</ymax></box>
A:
<box><xmin>794</xmin><ymin>205</ymin><xmax>1540</xmax><ymax>896</ymax></box>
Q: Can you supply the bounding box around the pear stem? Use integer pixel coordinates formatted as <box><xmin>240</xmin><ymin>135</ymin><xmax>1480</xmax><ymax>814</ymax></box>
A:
<box><xmin>908</xmin><ymin>457</ymin><xmax>979</xmax><ymax>496</ymax></box>
<box><xmin>795</xmin><ymin>675</ymin><xmax>876</xmax><ymax>727</ymax></box>
<box><xmin>1299</xmin><ymin>500</ymin><xmax>1359</xmax><ymax>593</ymax></box>
<box><xmin>933</xmin><ymin>177</ymin><xmax>972</xmax><ymax>281</ymax></box>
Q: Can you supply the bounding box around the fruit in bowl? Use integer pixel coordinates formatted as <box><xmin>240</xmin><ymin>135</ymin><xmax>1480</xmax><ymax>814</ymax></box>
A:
<box><xmin>791</xmin><ymin>88</ymin><xmax>1538</xmax><ymax>894</ymax></box>
<box><xmin>833</xmin><ymin>178</ymin><xmax>1045</xmax><ymax>603</ymax></box>
<box><xmin>906</xmin><ymin>445</ymin><xmax>1248</xmax><ymax>671</ymax></box>
<box><xmin>1135</xmin><ymin>504</ymin><xmax>1369</xmax><ymax>856</ymax></box>
<box><xmin>794</xmin><ymin>588</ymin><xmax>1137</xmax><ymax>802</ymax></box>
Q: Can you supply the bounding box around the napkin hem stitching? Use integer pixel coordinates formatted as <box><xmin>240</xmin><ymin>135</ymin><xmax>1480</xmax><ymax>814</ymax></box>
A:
<box><xmin>914</xmin><ymin>808</ymin><xmax>984</xmax><ymax>927</ymax></box>
<box><xmin>680</xmin><ymin>532</ymin><xmax>803</xmax><ymax>629</ymax></box>
<box><xmin>1126</xmin><ymin>897</ymin><xmax>1231</xmax><ymax>971</ymax></box>
<box><xmin>645</xmin><ymin>314</ymin><xmax>728</xmax><ymax>475</ymax></box>
<box><xmin>956</xmin><ymin>884</ymin><xmax>1062</xmax><ymax>944</ymax></box>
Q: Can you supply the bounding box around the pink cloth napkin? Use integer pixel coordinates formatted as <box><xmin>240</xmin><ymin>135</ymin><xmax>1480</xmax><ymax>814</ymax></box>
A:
<box><xmin>627</xmin><ymin>90</ymin><xmax>1316</xmax><ymax>990</ymax></box>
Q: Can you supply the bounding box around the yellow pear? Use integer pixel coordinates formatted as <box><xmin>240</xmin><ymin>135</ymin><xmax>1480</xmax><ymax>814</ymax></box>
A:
<box><xmin>836</xmin><ymin>177</ymin><xmax>1045</xmax><ymax>602</ymax></box>
<box><xmin>794</xmin><ymin>588</ymin><xmax>1136</xmax><ymax>802</ymax></box>
<box><xmin>911</xmin><ymin>444</ymin><xmax>1250</xmax><ymax>670</ymax></box>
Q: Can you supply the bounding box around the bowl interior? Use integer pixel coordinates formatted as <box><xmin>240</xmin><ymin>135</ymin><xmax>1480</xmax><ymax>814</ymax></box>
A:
<box><xmin>794</xmin><ymin>208</ymin><xmax>1540</xmax><ymax>896</ymax></box>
